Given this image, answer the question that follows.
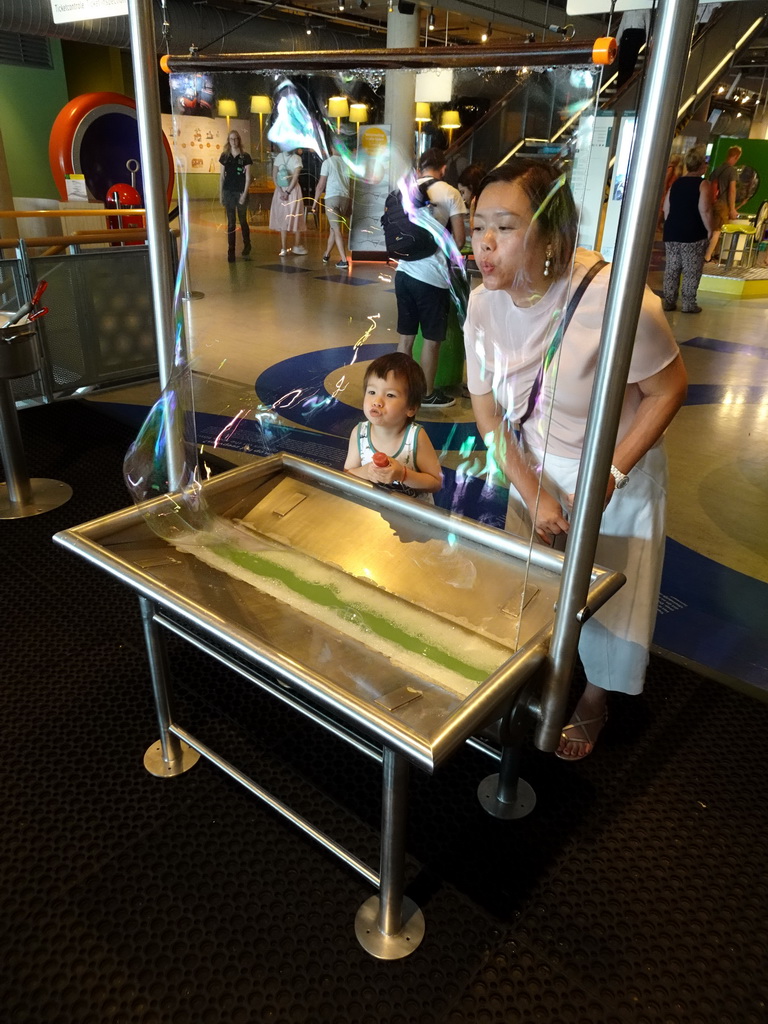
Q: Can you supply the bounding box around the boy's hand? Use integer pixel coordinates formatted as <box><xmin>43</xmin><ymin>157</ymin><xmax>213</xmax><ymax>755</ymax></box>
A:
<box><xmin>369</xmin><ymin>454</ymin><xmax>404</xmax><ymax>486</ymax></box>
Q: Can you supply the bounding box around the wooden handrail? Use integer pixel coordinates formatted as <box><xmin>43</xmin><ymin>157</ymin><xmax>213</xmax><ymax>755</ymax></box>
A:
<box><xmin>0</xmin><ymin>227</ymin><xmax>178</xmax><ymax>256</ymax></box>
<box><xmin>0</xmin><ymin>208</ymin><xmax>147</xmax><ymax>218</ymax></box>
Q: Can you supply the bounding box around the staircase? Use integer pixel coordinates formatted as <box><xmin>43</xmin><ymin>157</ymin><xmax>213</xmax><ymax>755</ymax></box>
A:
<box><xmin>445</xmin><ymin>0</ymin><xmax>767</xmax><ymax>176</ymax></box>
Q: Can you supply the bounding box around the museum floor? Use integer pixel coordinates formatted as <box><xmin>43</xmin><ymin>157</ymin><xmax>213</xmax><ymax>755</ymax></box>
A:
<box><xmin>2</xmin><ymin>204</ymin><xmax>767</xmax><ymax>1023</ymax></box>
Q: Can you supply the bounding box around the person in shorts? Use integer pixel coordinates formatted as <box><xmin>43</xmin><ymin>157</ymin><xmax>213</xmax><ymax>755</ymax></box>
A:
<box><xmin>395</xmin><ymin>148</ymin><xmax>466</xmax><ymax>408</ymax></box>
<box><xmin>313</xmin><ymin>151</ymin><xmax>352</xmax><ymax>269</ymax></box>
<box><xmin>705</xmin><ymin>145</ymin><xmax>742</xmax><ymax>262</ymax></box>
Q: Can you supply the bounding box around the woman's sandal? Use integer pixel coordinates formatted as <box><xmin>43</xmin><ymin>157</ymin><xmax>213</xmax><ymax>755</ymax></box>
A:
<box><xmin>555</xmin><ymin>711</ymin><xmax>608</xmax><ymax>762</ymax></box>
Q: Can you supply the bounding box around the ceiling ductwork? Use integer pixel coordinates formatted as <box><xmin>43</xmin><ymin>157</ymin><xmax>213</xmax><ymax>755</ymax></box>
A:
<box><xmin>0</xmin><ymin>0</ymin><xmax>380</xmax><ymax>55</ymax></box>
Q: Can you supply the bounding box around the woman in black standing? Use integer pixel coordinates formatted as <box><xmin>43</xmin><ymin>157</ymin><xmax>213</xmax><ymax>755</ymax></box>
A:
<box><xmin>219</xmin><ymin>130</ymin><xmax>253</xmax><ymax>263</ymax></box>
<box><xmin>662</xmin><ymin>146</ymin><xmax>714</xmax><ymax>314</ymax></box>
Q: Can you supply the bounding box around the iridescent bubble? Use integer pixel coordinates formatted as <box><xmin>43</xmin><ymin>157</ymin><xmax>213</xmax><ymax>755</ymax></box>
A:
<box><xmin>267</xmin><ymin>79</ymin><xmax>328</xmax><ymax>159</ymax></box>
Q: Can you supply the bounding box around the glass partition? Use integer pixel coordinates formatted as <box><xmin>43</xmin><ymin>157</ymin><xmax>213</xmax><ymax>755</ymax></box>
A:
<box><xmin>126</xmin><ymin>50</ymin><xmax>609</xmax><ymax>704</ymax></box>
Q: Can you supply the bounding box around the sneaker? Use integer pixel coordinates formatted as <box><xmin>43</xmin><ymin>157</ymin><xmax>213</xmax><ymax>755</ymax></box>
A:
<box><xmin>242</xmin><ymin>243</ymin><xmax>251</xmax><ymax>257</ymax></box>
<box><xmin>661</xmin><ymin>300</ymin><xmax>676</xmax><ymax>312</ymax></box>
<box><xmin>335</xmin><ymin>259</ymin><xmax>349</xmax><ymax>269</ymax></box>
<box><xmin>322</xmin><ymin>253</ymin><xmax>331</xmax><ymax>264</ymax></box>
<box><xmin>292</xmin><ymin>245</ymin><xmax>308</xmax><ymax>255</ymax></box>
<box><xmin>279</xmin><ymin>248</ymin><xmax>290</xmax><ymax>257</ymax></box>
<box><xmin>422</xmin><ymin>390</ymin><xmax>455</xmax><ymax>408</ymax></box>
<box><xmin>681</xmin><ymin>304</ymin><xmax>702</xmax><ymax>314</ymax></box>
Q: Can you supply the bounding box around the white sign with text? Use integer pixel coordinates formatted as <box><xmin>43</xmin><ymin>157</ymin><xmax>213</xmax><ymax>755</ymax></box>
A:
<box><xmin>51</xmin><ymin>0</ymin><xmax>128</xmax><ymax>25</ymax></box>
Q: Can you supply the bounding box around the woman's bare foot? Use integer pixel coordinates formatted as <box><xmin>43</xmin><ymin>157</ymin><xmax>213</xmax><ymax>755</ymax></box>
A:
<box><xmin>556</xmin><ymin>683</ymin><xmax>608</xmax><ymax>761</ymax></box>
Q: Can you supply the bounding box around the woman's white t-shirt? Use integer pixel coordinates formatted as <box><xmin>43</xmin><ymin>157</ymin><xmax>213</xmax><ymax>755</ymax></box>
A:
<box><xmin>320</xmin><ymin>156</ymin><xmax>350</xmax><ymax>200</ymax></box>
<box><xmin>463</xmin><ymin>249</ymin><xmax>679</xmax><ymax>459</ymax></box>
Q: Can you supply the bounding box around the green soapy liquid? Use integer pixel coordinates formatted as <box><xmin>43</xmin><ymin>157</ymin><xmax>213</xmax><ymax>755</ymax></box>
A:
<box><xmin>212</xmin><ymin>542</ymin><xmax>487</xmax><ymax>684</ymax></box>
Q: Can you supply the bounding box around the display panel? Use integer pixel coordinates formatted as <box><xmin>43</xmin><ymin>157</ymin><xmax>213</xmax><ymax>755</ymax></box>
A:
<box><xmin>126</xmin><ymin>54</ymin><xmax>611</xmax><ymax>701</ymax></box>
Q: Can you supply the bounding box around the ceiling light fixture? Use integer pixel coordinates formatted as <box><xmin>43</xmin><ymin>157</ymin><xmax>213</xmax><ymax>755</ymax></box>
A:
<box><xmin>428</xmin><ymin>7</ymin><xmax>435</xmax><ymax>30</ymax></box>
<box><xmin>305</xmin><ymin>17</ymin><xmax>312</xmax><ymax>34</ymax></box>
<box><xmin>481</xmin><ymin>22</ymin><xmax>492</xmax><ymax>43</ymax></box>
<box><xmin>388</xmin><ymin>0</ymin><xmax>394</xmax><ymax>10</ymax></box>
<box><xmin>338</xmin><ymin>0</ymin><xmax>345</xmax><ymax>10</ymax></box>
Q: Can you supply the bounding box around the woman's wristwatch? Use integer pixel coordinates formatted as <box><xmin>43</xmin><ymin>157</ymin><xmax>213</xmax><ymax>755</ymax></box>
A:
<box><xmin>610</xmin><ymin>464</ymin><xmax>629</xmax><ymax>489</ymax></box>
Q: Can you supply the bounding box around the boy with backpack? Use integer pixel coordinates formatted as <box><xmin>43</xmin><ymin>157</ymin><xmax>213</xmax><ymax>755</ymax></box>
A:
<box><xmin>386</xmin><ymin>148</ymin><xmax>466</xmax><ymax>408</ymax></box>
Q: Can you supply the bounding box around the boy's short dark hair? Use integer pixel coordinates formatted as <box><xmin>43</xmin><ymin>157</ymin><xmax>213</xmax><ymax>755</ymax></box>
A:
<box><xmin>418</xmin><ymin>148</ymin><xmax>446</xmax><ymax>174</ymax></box>
<box><xmin>364</xmin><ymin>352</ymin><xmax>426</xmax><ymax>421</ymax></box>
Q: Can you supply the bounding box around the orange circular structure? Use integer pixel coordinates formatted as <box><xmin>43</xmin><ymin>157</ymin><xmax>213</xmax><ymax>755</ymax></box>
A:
<box><xmin>48</xmin><ymin>92</ymin><xmax>174</xmax><ymax>206</ymax></box>
<box><xmin>159</xmin><ymin>53</ymin><xmax>172</xmax><ymax>75</ymax></box>
<box><xmin>592</xmin><ymin>37</ymin><xmax>617</xmax><ymax>66</ymax></box>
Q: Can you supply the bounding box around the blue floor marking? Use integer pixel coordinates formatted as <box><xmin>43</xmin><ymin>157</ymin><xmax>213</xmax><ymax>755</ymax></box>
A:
<box><xmin>681</xmin><ymin>336</ymin><xmax>768</xmax><ymax>360</ymax></box>
<box><xmin>255</xmin><ymin>344</ymin><xmax>481</xmax><ymax>447</ymax></box>
<box><xmin>656</xmin><ymin>538</ymin><xmax>768</xmax><ymax>691</ymax></box>
<box><xmin>684</xmin><ymin>383</ymin><xmax>768</xmax><ymax>405</ymax></box>
<box><xmin>259</xmin><ymin>264</ymin><xmax>312</xmax><ymax>274</ymax></box>
<box><xmin>313</xmin><ymin>273</ymin><xmax>376</xmax><ymax>286</ymax></box>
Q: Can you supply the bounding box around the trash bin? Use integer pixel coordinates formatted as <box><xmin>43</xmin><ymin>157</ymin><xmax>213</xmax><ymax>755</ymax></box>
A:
<box><xmin>0</xmin><ymin>322</ymin><xmax>41</xmax><ymax>379</ymax></box>
<box><xmin>412</xmin><ymin>305</ymin><xmax>465</xmax><ymax>389</ymax></box>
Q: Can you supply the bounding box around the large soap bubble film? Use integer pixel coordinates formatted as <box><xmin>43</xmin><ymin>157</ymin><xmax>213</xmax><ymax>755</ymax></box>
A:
<box><xmin>143</xmin><ymin>63</ymin><xmax>601</xmax><ymax>616</ymax></box>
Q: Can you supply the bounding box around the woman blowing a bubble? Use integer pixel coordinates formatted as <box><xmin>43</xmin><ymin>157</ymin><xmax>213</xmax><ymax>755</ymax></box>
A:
<box><xmin>464</xmin><ymin>159</ymin><xmax>687</xmax><ymax>760</ymax></box>
<box><xmin>344</xmin><ymin>352</ymin><xmax>442</xmax><ymax>503</ymax></box>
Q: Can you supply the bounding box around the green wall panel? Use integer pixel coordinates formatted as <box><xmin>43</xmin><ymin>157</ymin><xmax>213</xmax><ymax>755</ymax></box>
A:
<box><xmin>710</xmin><ymin>136</ymin><xmax>768</xmax><ymax>215</ymax></box>
<box><xmin>0</xmin><ymin>40</ymin><xmax>70</xmax><ymax>201</ymax></box>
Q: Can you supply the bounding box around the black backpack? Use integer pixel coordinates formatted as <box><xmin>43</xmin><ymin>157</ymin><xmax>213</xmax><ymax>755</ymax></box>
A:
<box><xmin>380</xmin><ymin>175</ymin><xmax>439</xmax><ymax>261</ymax></box>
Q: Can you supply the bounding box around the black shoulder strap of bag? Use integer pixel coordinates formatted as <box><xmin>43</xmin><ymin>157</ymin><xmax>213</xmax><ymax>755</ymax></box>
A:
<box><xmin>518</xmin><ymin>258</ymin><xmax>607</xmax><ymax>430</ymax></box>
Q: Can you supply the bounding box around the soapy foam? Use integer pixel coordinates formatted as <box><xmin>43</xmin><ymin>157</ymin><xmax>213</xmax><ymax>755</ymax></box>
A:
<box><xmin>172</xmin><ymin>526</ymin><xmax>511</xmax><ymax>699</ymax></box>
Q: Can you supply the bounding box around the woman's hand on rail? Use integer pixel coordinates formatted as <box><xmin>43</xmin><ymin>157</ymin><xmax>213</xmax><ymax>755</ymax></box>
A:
<box><xmin>527</xmin><ymin>489</ymin><xmax>570</xmax><ymax>546</ymax></box>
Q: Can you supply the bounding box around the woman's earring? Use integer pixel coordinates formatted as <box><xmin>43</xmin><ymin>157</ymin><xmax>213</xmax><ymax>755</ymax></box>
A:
<box><xmin>543</xmin><ymin>246</ymin><xmax>553</xmax><ymax>278</ymax></box>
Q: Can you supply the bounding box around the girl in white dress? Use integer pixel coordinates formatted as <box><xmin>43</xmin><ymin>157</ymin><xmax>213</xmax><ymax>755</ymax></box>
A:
<box><xmin>269</xmin><ymin>148</ymin><xmax>307</xmax><ymax>256</ymax></box>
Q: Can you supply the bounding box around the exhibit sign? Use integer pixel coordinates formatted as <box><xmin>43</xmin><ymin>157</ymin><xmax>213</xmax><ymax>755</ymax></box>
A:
<box><xmin>572</xmin><ymin>112</ymin><xmax>615</xmax><ymax>251</ymax></box>
<box><xmin>51</xmin><ymin>0</ymin><xmax>128</xmax><ymax>24</ymax></box>
<box><xmin>600</xmin><ymin>113</ymin><xmax>636</xmax><ymax>263</ymax></box>
<box><xmin>349</xmin><ymin>124</ymin><xmax>391</xmax><ymax>257</ymax></box>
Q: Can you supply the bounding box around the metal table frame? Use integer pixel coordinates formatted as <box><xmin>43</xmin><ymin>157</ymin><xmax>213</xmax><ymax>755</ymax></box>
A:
<box><xmin>55</xmin><ymin>455</ymin><xmax>624</xmax><ymax>959</ymax></box>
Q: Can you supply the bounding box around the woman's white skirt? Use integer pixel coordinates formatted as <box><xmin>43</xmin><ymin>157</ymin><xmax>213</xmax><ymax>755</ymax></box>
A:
<box><xmin>505</xmin><ymin>444</ymin><xmax>668</xmax><ymax>695</ymax></box>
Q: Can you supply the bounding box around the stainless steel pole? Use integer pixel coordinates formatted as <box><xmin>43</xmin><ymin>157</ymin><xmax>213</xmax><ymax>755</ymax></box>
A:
<box><xmin>0</xmin><ymin>378</ymin><xmax>31</xmax><ymax>505</ymax></box>
<box><xmin>127</xmin><ymin>0</ymin><xmax>185</xmax><ymax>489</ymax></box>
<box><xmin>139</xmin><ymin>596</ymin><xmax>183</xmax><ymax>765</ymax></box>
<box><xmin>355</xmin><ymin>747</ymin><xmax>425</xmax><ymax>957</ymax></box>
<box><xmin>535</xmin><ymin>0</ymin><xmax>699</xmax><ymax>751</ymax></box>
<box><xmin>378</xmin><ymin>748</ymin><xmax>409</xmax><ymax>937</ymax></box>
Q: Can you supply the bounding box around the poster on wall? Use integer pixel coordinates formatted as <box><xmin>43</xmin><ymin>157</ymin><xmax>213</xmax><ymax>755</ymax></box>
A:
<box><xmin>600</xmin><ymin>113</ymin><xmax>636</xmax><ymax>263</ymax></box>
<box><xmin>161</xmin><ymin>115</ymin><xmax>251</xmax><ymax>175</ymax></box>
<box><xmin>571</xmin><ymin>111</ymin><xmax>615</xmax><ymax>252</ymax></box>
<box><xmin>349</xmin><ymin>124</ymin><xmax>392</xmax><ymax>257</ymax></box>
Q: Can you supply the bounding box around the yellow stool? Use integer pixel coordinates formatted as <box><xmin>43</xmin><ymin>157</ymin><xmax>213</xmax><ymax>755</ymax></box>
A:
<box><xmin>719</xmin><ymin>220</ymin><xmax>756</xmax><ymax>270</ymax></box>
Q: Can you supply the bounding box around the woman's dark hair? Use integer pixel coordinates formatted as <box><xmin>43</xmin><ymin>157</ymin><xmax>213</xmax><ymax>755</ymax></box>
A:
<box><xmin>457</xmin><ymin>163</ymin><xmax>486</xmax><ymax>200</ymax></box>
<box><xmin>364</xmin><ymin>352</ymin><xmax>426</xmax><ymax>420</ymax></box>
<box><xmin>477</xmin><ymin>159</ymin><xmax>578</xmax><ymax>279</ymax></box>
